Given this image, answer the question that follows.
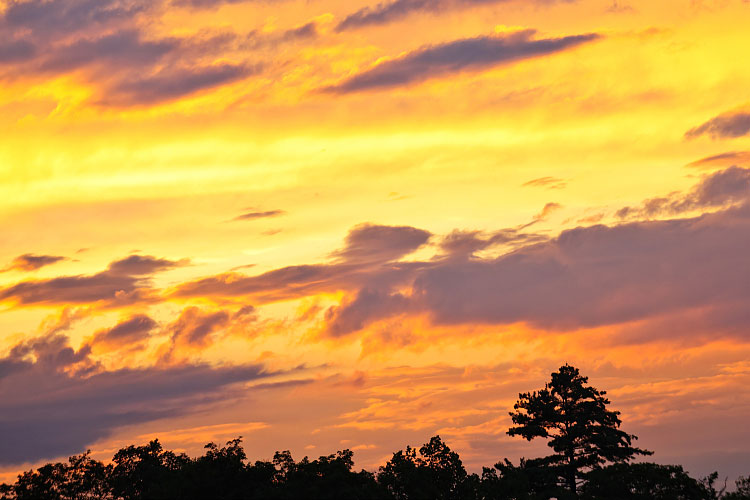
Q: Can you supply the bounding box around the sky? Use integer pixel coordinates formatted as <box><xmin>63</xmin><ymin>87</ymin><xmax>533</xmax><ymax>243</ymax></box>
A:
<box><xmin>1</xmin><ymin>0</ymin><xmax>750</xmax><ymax>483</ymax></box>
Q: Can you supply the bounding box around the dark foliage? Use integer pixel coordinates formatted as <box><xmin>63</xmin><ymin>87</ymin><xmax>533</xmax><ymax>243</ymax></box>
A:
<box><xmin>508</xmin><ymin>364</ymin><xmax>652</xmax><ymax>495</ymax></box>
<box><xmin>108</xmin><ymin>439</ymin><xmax>189</xmax><ymax>499</ymax></box>
<box><xmin>479</xmin><ymin>457</ymin><xmax>566</xmax><ymax>500</ymax></box>
<box><xmin>2</xmin><ymin>451</ymin><xmax>110</xmax><ymax>500</ymax></box>
<box><xmin>377</xmin><ymin>436</ymin><xmax>475</xmax><ymax>500</ymax></box>
<box><xmin>1</xmin><ymin>365</ymin><xmax>747</xmax><ymax>500</ymax></box>
<box><xmin>582</xmin><ymin>463</ymin><xmax>707</xmax><ymax>499</ymax></box>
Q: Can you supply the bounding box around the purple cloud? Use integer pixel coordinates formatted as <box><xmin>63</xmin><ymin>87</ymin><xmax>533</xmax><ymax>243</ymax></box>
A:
<box><xmin>324</xmin><ymin>30</ymin><xmax>600</xmax><ymax>93</ymax></box>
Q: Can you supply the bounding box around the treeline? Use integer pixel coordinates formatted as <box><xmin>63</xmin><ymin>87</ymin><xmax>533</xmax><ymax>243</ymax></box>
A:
<box><xmin>1</xmin><ymin>435</ymin><xmax>747</xmax><ymax>500</ymax></box>
<box><xmin>1</xmin><ymin>365</ymin><xmax>748</xmax><ymax>500</ymax></box>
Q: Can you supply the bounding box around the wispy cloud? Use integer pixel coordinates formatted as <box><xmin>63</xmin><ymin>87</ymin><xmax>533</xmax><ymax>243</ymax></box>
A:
<box><xmin>0</xmin><ymin>38</ymin><xmax>36</xmax><ymax>63</ymax></box>
<box><xmin>103</xmin><ymin>63</ymin><xmax>257</xmax><ymax>106</ymax></box>
<box><xmin>167</xmin><ymin>307</ymin><xmax>231</xmax><ymax>348</ymax></box>
<box><xmin>3</xmin><ymin>254</ymin><xmax>67</xmax><ymax>272</ymax></box>
<box><xmin>336</xmin><ymin>0</ymin><xmax>576</xmax><ymax>31</ymax></box>
<box><xmin>522</xmin><ymin>176</ymin><xmax>567</xmax><ymax>189</ymax></box>
<box><xmin>438</xmin><ymin>228</ymin><xmax>547</xmax><ymax>259</ymax></box>
<box><xmin>0</xmin><ymin>333</ymin><xmax>273</xmax><ymax>465</ymax></box>
<box><xmin>233</xmin><ymin>209</ymin><xmax>286</xmax><ymax>221</ymax></box>
<box><xmin>323</xmin><ymin>30</ymin><xmax>601</xmax><ymax>93</ymax></box>
<box><xmin>686</xmin><ymin>108</ymin><xmax>750</xmax><ymax>140</ymax></box>
<box><xmin>90</xmin><ymin>314</ymin><xmax>158</xmax><ymax>349</ymax></box>
<box><xmin>0</xmin><ymin>0</ymin><xmax>282</xmax><ymax>106</ymax></box>
<box><xmin>108</xmin><ymin>254</ymin><xmax>187</xmax><ymax>275</ymax></box>
<box><xmin>330</xmin><ymin>223</ymin><xmax>431</xmax><ymax>264</ymax></box>
<box><xmin>173</xmin><ymin>224</ymin><xmax>432</xmax><ymax>302</ymax></box>
<box><xmin>0</xmin><ymin>255</ymin><xmax>185</xmax><ymax>307</ymax></box>
<box><xmin>0</xmin><ymin>0</ymin><xmax>153</xmax><ymax>40</ymax></box>
<box><xmin>533</xmin><ymin>202</ymin><xmax>563</xmax><ymax>221</ymax></box>
<box><xmin>37</xmin><ymin>29</ymin><xmax>178</xmax><ymax>73</ymax></box>
<box><xmin>325</xmin><ymin>167</ymin><xmax>750</xmax><ymax>336</ymax></box>
<box><xmin>244</xmin><ymin>22</ymin><xmax>319</xmax><ymax>49</ymax></box>
<box><xmin>171</xmin><ymin>0</ymin><xmax>256</xmax><ymax>7</ymax></box>
<box><xmin>169</xmin><ymin>168</ymin><xmax>750</xmax><ymax>340</ymax></box>
<box><xmin>687</xmin><ymin>151</ymin><xmax>750</xmax><ymax>169</ymax></box>
<box><xmin>616</xmin><ymin>166</ymin><xmax>750</xmax><ymax>218</ymax></box>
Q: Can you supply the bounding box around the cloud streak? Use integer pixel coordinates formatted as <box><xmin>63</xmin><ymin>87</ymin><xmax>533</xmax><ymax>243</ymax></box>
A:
<box><xmin>171</xmin><ymin>0</ymin><xmax>255</xmax><ymax>7</ymax></box>
<box><xmin>410</xmin><ymin>206</ymin><xmax>750</xmax><ymax>330</ymax></box>
<box><xmin>334</xmin><ymin>168</ymin><xmax>750</xmax><ymax>335</ymax></box>
<box><xmin>0</xmin><ymin>0</ymin><xmax>153</xmax><ymax>40</ymax></box>
<box><xmin>688</xmin><ymin>151</ymin><xmax>750</xmax><ymax>169</ymax></box>
<box><xmin>324</xmin><ymin>203</ymin><xmax>750</xmax><ymax>336</ymax></box>
<box><xmin>3</xmin><ymin>254</ymin><xmax>67</xmax><ymax>272</ymax></box>
<box><xmin>107</xmin><ymin>254</ymin><xmax>186</xmax><ymax>275</ymax></box>
<box><xmin>172</xmin><ymin>168</ymin><xmax>750</xmax><ymax>341</ymax></box>
<box><xmin>0</xmin><ymin>38</ymin><xmax>36</xmax><ymax>63</ymax></box>
<box><xmin>244</xmin><ymin>22</ymin><xmax>320</xmax><ymax>49</ymax></box>
<box><xmin>38</xmin><ymin>29</ymin><xmax>178</xmax><ymax>73</ymax></box>
<box><xmin>0</xmin><ymin>254</ymin><xmax>185</xmax><ymax>307</ymax></box>
<box><xmin>323</xmin><ymin>30</ymin><xmax>600</xmax><ymax>93</ymax></box>
<box><xmin>104</xmin><ymin>63</ymin><xmax>256</xmax><ymax>105</ymax></box>
<box><xmin>168</xmin><ymin>307</ymin><xmax>230</xmax><ymax>347</ymax></box>
<box><xmin>336</xmin><ymin>0</ymin><xmax>575</xmax><ymax>31</ymax></box>
<box><xmin>522</xmin><ymin>176</ymin><xmax>567</xmax><ymax>189</ymax></box>
<box><xmin>90</xmin><ymin>314</ymin><xmax>158</xmax><ymax>348</ymax></box>
<box><xmin>0</xmin><ymin>334</ymin><xmax>273</xmax><ymax>465</ymax></box>
<box><xmin>686</xmin><ymin>109</ymin><xmax>750</xmax><ymax>140</ymax></box>
<box><xmin>173</xmin><ymin>224</ymin><xmax>432</xmax><ymax>303</ymax></box>
<box><xmin>330</xmin><ymin>223</ymin><xmax>431</xmax><ymax>264</ymax></box>
<box><xmin>616</xmin><ymin>166</ymin><xmax>750</xmax><ymax>218</ymax></box>
<box><xmin>233</xmin><ymin>209</ymin><xmax>286</xmax><ymax>221</ymax></box>
<box><xmin>0</xmin><ymin>1</ymin><xmax>271</xmax><ymax>106</ymax></box>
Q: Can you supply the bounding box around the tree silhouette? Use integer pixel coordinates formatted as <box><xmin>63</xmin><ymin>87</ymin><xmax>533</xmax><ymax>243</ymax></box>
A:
<box><xmin>109</xmin><ymin>439</ymin><xmax>189</xmax><ymax>500</ymax></box>
<box><xmin>508</xmin><ymin>364</ymin><xmax>651</xmax><ymax>497</ymax></box>
<box><xmin>481</xmin><ymin>457</ymin><xmax>562</xmax><ymax>500</ymax></box>
<box><xmin>183</xmin><ymin>438</ymin><xmax>250</xmax><ymax>499</ymax></box>
<box><xmin>273</xmin><ymin>449</ymin><xmax>384</xmax><ymax>499</ymax></box>
<box><xmin>724</xmin><ymin>475</ymin><xmax>750</xmax><ymax>500</ymax></box>
<box><xmin>378</xmin><ymin>445</ymin><xmax>431</xmax><ymax>500</ymax></box>
<box><xmin>582</xmin><ymin>462</ymin><xmax>707</xmax><ymax>499</ymax></box>
<box><xmin>378</xmin><ymin>435</ymin><xmax>472</xmax><ymax>500</ymax></box>
<box><xmin>2</xmin><ymin>366</ymin><xmax>747</xmax><ymax>500</ymax></box>
<box><xmin>418</xmin><ymin>436</ymin><xmax>469</xmax><ymax>499</ymax></box>
<box><xmin>3</xmin><ymin>451</ymin><xmax>109</xmax><ymax>500</ymax></box>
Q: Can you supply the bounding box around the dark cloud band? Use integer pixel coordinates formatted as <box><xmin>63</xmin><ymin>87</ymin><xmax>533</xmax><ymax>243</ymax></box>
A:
<box><xmin>0</xmin><ymin>334</ymin><xmax>273</xmax><ymax>465</ymax></box>
<box><xmin>104</xmin><ymin>63</ymin><xmax>256</xmax><ymax>106</ymax></box>
<box><xmin>686</xmin><ymin>110</ymin><xmax>750</xmax><ymax>140</ymax></box>
<box><xmin>3</xmin><ymin>254</ymin><xmax>66</xmax><ymax>272</ymax></box>
<box><xmin>173</xmin><ymin>167</ymin><xmax>750</xmax><ymax>340</ymax></box>
<box><xmin>323</xmin><ymin>30</ymin><xmax>600</xmax><ymax>93</ymax></box>
<box><xmin>0</xmin><ymin>255</ymin><xmax>185</xmax><ymax>307</ymax></box>
<box><xmin>336</xmin><ymin>0</ymin><xmax>576</xmax><ymax>31</ymax></box>
<box><xmin>234</xmin><ymin>209</ymin><xmax>286</xmax><ymax>221</ymax></box>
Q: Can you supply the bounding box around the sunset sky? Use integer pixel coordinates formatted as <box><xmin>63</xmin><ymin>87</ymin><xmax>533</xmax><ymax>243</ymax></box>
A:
<box><xmin>2</xmin><ymin>0</ymin><xmax>750</xmax><ymax>483</ymax></box>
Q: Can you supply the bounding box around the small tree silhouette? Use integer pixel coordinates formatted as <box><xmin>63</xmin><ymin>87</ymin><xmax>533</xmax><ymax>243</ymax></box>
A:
<box><xmin>378</xmin><ymin>435</ymin><xmax>469</xmax><ymax>500</ymax></box>
<box><xmin>508</xmin><ymin>364</ymin><xmax>651</xmax><ymax>497</ymax></box>
<box><xmin>109</xmin><ymin>439</ymin><xmax>188</xmax><ymax>499</ymax></box>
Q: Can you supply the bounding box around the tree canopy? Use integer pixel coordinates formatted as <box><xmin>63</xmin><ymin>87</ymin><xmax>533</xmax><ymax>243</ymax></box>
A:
<box><xmin>508</xmin><ymin>364</ymin><xmax>652</xmax><ymax>496</ymax></box>
<box><xmin>1</xmin><ymin>365</ymin><xmax>747</xmax><ymax>500</ymax></box>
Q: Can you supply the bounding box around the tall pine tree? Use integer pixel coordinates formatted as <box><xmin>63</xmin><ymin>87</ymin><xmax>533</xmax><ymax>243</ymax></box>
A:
<box><xmin>508</xmin><ymin>364</ymin><xmax>651</xmax><ymax>497</ymax></box>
